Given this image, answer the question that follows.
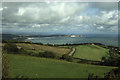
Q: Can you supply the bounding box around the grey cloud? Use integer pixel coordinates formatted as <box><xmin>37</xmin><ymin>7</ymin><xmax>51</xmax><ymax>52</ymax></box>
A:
<box><xmin>2</xmin><ymin>2</ymin><xmax>89</xmax><ymax>24</ymax></box>
<box><xmin>91</xmin><ymin>2</ymin><xmax>118</xmax><ymax>11</ymax></box>
<box><xmin>2</xmin><ymin>2</ymin><xmax>118</xmax><ymax>34</ymax></box>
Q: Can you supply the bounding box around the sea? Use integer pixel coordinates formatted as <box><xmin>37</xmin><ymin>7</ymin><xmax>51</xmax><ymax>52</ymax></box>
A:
<box><xmin>25</xmin><ymin>36</ymin><xmax>118</xmax><ymax>47</ymax></box>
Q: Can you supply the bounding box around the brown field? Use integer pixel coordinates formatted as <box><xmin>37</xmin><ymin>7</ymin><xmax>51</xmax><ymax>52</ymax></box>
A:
<box><xmin>16</xmin><ymin>43</ymin><xmax>71</xmax><ymax>55</ymax></box>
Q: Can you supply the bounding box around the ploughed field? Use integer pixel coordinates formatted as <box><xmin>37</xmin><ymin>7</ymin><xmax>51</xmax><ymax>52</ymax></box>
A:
<box><xmin>7</xmin><ymin>54</ymin><xmax>116</xmax><ymax>78</ymax></box>
<box><xmin>73</xmin><ymin>45</ymin><xmax>109</xmax><ymax>61</ymax></box>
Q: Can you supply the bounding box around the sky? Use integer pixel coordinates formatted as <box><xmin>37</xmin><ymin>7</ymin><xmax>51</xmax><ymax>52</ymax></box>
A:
<box><xmin>1</xmin><ymin>2</ymin><xmax>118</xmax><ymax>35</ymax></box>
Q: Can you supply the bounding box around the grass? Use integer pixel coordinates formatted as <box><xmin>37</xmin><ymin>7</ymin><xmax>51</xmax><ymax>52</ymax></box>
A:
<box><xmin>26</xmin><ymin>49</ymin><xmax>46</xmax><ymax>56</ymax></box>
<box><xmin>59</xmin><ymin>46</ymin><xmax>73</xmax><ymax>48</ymax></box>
<box><xmin>7</xmin><ymin>54</ymin><xmax>116</xmax><ymax>78</ymax></box>
<box><xmin>16</xmin><ymin>43</ymin><xmax>71</xmax><ymax>56</ymax></box>
<box><xmin>73</xmin><ymin>45</ymin><xmax>109</xmax><ymax>61</ymax></box>
<box><xmin>26</xmin><ymin>50</ymin><xmax>45</xmax><ymax>54</ymax></box>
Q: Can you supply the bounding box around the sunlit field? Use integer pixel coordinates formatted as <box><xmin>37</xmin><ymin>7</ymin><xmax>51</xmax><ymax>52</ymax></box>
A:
<box><xmin>73</xmin><ymin>45</ymin><xmax>109</xmax><ymax>61</ymax></box>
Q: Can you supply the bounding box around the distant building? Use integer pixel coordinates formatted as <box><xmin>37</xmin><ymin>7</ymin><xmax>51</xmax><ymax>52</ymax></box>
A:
<box><xmin>70</xmin><ymin>35</ymin><xmax>76</xmax><ymax>37</ymax></box>
<box><xmin>70</xmin><ymin>35</ymin><xmax>85</xmax><ymax>37</ymax></box>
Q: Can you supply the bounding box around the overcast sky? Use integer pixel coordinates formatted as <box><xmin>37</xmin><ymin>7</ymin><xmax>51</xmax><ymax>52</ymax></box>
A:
<box><xmin>1</xmin><ymin>2</ymin><xmax>118</xmax><ymax>34</ymax></box>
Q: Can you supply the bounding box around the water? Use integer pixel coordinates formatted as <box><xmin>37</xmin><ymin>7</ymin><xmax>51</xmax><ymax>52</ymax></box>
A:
<box><xmin>25</xmin><ymin>36</ymin><xmax>118</xmax><ymax>47</ymax></box>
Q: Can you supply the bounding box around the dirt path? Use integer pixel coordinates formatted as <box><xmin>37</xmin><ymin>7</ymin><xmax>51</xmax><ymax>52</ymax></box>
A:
<box><xmin>69</xmin><ymin>48</ymin><xmax>76</xmax><ymax>56</ymax></box>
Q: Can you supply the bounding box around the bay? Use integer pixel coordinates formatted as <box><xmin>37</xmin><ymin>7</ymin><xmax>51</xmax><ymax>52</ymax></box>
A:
<box><xmin>25</xmin><ymin>37</ymin><xmax>118</xmax><ymax>47</ymax></box>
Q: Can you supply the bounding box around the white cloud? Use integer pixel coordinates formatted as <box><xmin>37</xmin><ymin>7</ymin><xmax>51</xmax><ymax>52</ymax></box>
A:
<box><xmin>0</xmin><ymin>8</ymin><xmax>3</xmax><ymax>11</ymax></box>
<box><xmin>17</xmin><ymin>8</ymin><xmax>26</xmax><ymax>16</ymax></box>
<box><xmin>32</xmin><ymin>24</ymin><xmax>41</xmax><ymax>28</ymax></box>
<box><xmin>60</xmin><ymin>16</ymin><xmax>70</xmax><ymax>23</ymax></box>
<box><xmin>3</xmin><ymin>2</ymin><xmax>89</xmax><ymax>24</ymax></box>
<box><xmin>97</xmin><ymin>26</ymin><xmax>104</xmax><ymax>29</ymax></box>
<box><xmin>2</xmin><ymin>2</ymin><xmax>118</xmax><ymax>34</ymax></box>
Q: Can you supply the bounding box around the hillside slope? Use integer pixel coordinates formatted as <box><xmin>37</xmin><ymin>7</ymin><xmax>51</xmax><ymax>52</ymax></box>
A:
<box><xmin>73</xmin><ymin>45</ymin><xmax>109</xmax><ymax>61</ymax></box>
<box><xmin>7</xmin><ymin>54</ymin><xmax>116</xmax><ymax>78</ymax></box>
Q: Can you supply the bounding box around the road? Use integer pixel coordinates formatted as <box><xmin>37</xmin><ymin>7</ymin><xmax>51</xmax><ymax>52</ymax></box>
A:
<box><xmin>69</xmin><ymin>48</ymin><xmax>76</xmax><ymax>56</ymax></box>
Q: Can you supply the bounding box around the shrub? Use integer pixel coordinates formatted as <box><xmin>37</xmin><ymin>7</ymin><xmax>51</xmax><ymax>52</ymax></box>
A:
<box><xmin>67</xmin><ymin>56</ymin><xmax>73</xmax><ymax>62</ymax></box>
<box><xmin>61</xmin><ymin>54</ymin><xmax>69</xmax><ymax>59</ymax></box>
<box><xmin>2</xmin><ymin>51</ymin><xmax>10</xmax><ymax>78</ymax></box>
<box><xmin>3</xmin><ymin>43</ymin><xmax>28</xmax><ymax>55</ymax></box>
<box><xmin>19</xmin><ymin>48</ymin><xmax>28</xmax><ymax>55</ymax></box>
<box><xmin>3</xmin><ymin>43</ymin><xmax>19</xmax><ymax>53</ymax></box>
<box><xmin>38</xmin><ymin>51</ymin><xmax>57</xmax><ymax>59</ymax></box>
<box><xmin>103</xmin><ymin>56</ymin><xmax>120</xmax><ymax>66</ymax></box>
<box><xmin>88</xmin><ymin>73</ymin><xmax>100</xmax><ymax>80</ymax></box>
<box><xmin>101</xmin><ymin>57</ymin><xmax>106</xmax><ymax>62</ymax></box>
<box><xmin>61</xmin><ymin>54</ymin><xmax>73</xmax><ymax>62</ymax></box>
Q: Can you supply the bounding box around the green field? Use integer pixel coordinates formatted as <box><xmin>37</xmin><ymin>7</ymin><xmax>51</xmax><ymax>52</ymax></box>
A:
<box><xmin>7</xmin><ymin>54</ymin><xmax>115</xmax><ymax>78</ymax></box>
<box><xmin>73</xmin><ymin>45</ymin><xmax>109</xmax><ymax>61</ymax></box>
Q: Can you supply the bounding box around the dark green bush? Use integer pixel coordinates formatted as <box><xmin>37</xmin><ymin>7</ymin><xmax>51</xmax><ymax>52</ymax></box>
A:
<box><xmin>2</xmin><ymin>51</ymin><xmax>10</xmax><ymax>78</ymax></box>
<box><xmin>3</xmin><ymin>43</ymin><xmax>28</xmax><ymax>55</ymax></box>
<box><xmin>38</xmin><ymin>51</ymin><xmax>57</xmax><ymax>59</ymax></box>
<box><xmin>102</xmin><ymin>56</ymin><xmax>120</xmax><ymax>66</ymax></box>
<box><xmin>88</xmin><ymin>68</ymin><xmax>120</xmax><ymax>80</ymax></box>
<box><xmin>61</xmin><ymin>54</ymin><xmax>69</xmax><ymax>59</ymax></box>
<box><xmin>61</xmin><ymin>54</ymin><xmax>73</xmax><ymax>62</ymax></box>
<box><xmin>3</xmin><ymin>43</ymin><xmax>19</xmax><ymax>53</ymax></box>
<box><xmin>19</xmin><ymin>48</ymin><xmax>28</xmax><ymax>55</ymax></box>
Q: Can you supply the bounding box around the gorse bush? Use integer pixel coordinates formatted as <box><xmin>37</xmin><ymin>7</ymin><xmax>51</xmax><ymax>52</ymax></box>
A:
<box><xmin>62</xmin><ymin>54</ymin><xmax>69</xmax><ymax>59</ymax></box>
<box><xmin>3</xmin><ymin>43</ymin><xmax>28</xmax><ymax>55</ymax></box>
<box><xmin>3</xmin><ymin>43</ymin><xmax>18</xmax><ymax>53</ymax></box>
<box><xmin>61</xmin><ymin>54</ymin><xmax>73</xmax><ymax>62</ymax></box>
<box><xmin>101</xmin><ymin>54</ymin><xmax>120</xmax><ymax>66</ymax></box>
<box><xmin>3</xmin><ymin>43</ymin><xmax>58</xmax><ymax>59</ymax></box>
<box><xmin>2</xmin><ymin>51</ymin><xmax>10</xmax><ymax>78</ymax></box>
<box><xmin>37</xmin><ymin>51</ymin><xmax>57</xmax><ymax>58</ymax></box>
<box><xmin>88</xmin><ymin>67</ymin><xmax>120</xmax><ymax>80</ymax></box>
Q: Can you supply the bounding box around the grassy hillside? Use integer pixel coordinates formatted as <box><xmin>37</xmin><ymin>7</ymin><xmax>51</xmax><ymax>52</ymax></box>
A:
<box><xmin>16</xmin><ymin>43</ymin><xmax>70</xmax><ymax>56</ymax></box>
<box><xmin>73</xmin><ymin>45</ymin><xmax>109</xmax><ymax>61</ymax></box>
<box><xmin>7</xmin><ymin>54</ymin><xmax>115</xmax><ymax>78</ymax></box>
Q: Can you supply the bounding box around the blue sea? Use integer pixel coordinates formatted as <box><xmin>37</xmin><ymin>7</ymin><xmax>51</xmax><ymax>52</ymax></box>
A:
<box><xmin>25</xmin><ymin>36</ymin><xmax>118</xmax><ymax>47</ymax></box>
